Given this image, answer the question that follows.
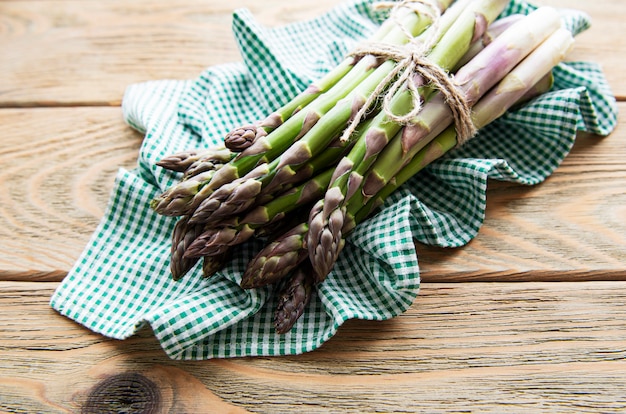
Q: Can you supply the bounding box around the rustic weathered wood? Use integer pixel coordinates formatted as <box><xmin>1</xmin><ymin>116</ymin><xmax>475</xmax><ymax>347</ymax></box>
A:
<box><xmin>0</xmin><ymin>107</ymin><xmax>143</xmax><ymax>281</ymax></box>
<box><xmin>1</xmin><ymin>105</ymin><xmax>623</xmax><ymax>282</ymax></box>
<box><xmin>1</xmin><ymin>281</ymin><xmax>625</xmax><ymax>412</ymax></box>
<box><xmin>0</xmin><ymin>0</ymin><xmax>348</xmax><ymax>107</ymax></box>
<box><xmin>0</xmin><ymin>0</ymin><xmax>624</xmax><ymax>107</ymax></box>
<box><xmin>1</xmin><ymin>0</ymin><xmax>624</xmax><ymax>411</ymax></box>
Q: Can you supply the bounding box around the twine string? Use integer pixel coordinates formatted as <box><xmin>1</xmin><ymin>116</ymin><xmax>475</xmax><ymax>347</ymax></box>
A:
<box><xmin>341</xmin><ymin>0</ymin><xmax>476</xmax><ymax>146</ymax></box>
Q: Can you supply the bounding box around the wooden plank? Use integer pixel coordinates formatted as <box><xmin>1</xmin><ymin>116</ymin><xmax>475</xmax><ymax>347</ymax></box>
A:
<box><xmin>1</xmin><ymin>104</ymin><xmax>624</xmax><ymax>282</ymax></box>
<box><xmin>0</xmin><ymin>0</ymin><xmax>344</xmax><ymax>107</ymax></box>
<box><xmin>0</xmin><ymin>107</ymin><xmax>142</xmax><ymax>281</ymax></box>
<box><xmin>1</xmin><ymin>281</ymin><xmax>625</xmax><ymax>412</ymax></box>
<box><xmin>0</xmin><ymin>0</ymin><xmax>624</xmax><ymax>107</ymax></box>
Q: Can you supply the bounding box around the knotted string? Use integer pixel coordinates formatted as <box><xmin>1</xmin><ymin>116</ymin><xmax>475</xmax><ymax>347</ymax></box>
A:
<box><xmin>341</xmin><ymin>0</ymin><xmax>476</xmax><ymax>146</ymax></box>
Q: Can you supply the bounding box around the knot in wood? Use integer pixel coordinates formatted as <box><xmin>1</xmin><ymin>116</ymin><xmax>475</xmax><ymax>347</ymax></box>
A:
<box><xmin>82</xmin><ymin>373</ymin><xmax>161</xmax><ymax>414</ymax></box>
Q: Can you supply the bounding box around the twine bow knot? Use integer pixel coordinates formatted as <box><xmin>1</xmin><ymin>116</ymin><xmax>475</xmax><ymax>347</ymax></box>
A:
<box><xmin>341</xmin><ymin>0</ymin><xmax>476</xmax><ymax>146</ymax></box>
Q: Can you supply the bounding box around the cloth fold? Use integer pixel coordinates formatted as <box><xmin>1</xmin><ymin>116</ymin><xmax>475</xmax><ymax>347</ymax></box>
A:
<box><xmin>51</xmin><ymin>0</ymin><xmax>617</xmax><ymax>360</ymax></box>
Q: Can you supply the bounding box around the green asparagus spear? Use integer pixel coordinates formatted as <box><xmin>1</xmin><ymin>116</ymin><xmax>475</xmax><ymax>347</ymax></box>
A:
<box><xmin>273</xmin><ymin>260</ymin><xmax>316</xmax><ymax>334</ymax></box>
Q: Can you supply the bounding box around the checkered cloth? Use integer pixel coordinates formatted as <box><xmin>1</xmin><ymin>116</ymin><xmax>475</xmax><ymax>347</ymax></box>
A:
<box><xmin>51</xmin><ymin>0</ymin><xmax>617</xmax><ymax>359</ymax></box>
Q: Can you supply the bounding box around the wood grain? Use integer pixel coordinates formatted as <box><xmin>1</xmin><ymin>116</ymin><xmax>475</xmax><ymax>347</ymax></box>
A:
<box><xmin>1</xmin><ymin>105</ymin><xmax>624</xmax><ymax>282</ymax></box>
<box><xmin>0</xmin><ymin>107</ymin><xmax>142</xmax><ymax>281</ymax></box>
<box><xmin>0</xmin><ymin>0</ymin><xmax>345</xmax><ymax>107</ymax></box>
<box><xmin>0</xmin><ymin>0</ymin><xmax>624</xmax><ymax>107</ymax></box>
<box><xmin>1</xmin><ymin>1</ymin><xmax>624</xmax><ymax>411</ymax></box>
<box><xmin>1</xmin><ymin>281</ymin><xmax>624</xmax><ymax>412</ymax></box>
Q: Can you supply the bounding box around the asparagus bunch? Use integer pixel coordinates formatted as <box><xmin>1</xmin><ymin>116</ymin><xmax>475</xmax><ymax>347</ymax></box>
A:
<box><xmin>151</xmin><ymin>0</ymin><xmax>576</xmax><ymax>333</ymax></box>
<box><xmin>308</xmin><ymin>5</ymin><xmax>566</xmax><ymax>281</ymax></box>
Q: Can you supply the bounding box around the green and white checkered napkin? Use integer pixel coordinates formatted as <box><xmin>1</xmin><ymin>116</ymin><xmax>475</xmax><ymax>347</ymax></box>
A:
<box><xmin>51</xmin><ymin>0</ymin><xmax>617</xmax><ymax>359</ymax></box>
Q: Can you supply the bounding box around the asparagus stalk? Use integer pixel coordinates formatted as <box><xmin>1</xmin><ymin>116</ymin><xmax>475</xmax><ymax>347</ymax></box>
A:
<box><xmin>152</xmin><ymin>148</ymin><xmax>236</xmax><ymax>216</ymax></box>
<box><xmin>243</xmin><ymin>168</ymin><xmax>334</xmax><ymax>227</ymax></box>
<box><xmin>273</xmin><ymin>260</ymin><xmax>316</xmax><ymax>334</ymax></box>
<box><xmin>169</xmin><ymin>216</ymin><xmax>204</xmax><ymax>280</ymax></box>
<box><xmin>151</xmin><ymin>170</ymin><xmax>216</xmax><ymax>216</ymax></box>
<box><xmin>257</xmin><ymin>132</ymin><xmax>353</xmax><ymax>199</ymax></box>
<box><xmin>517</xmin><ymin>72</ymin><xmax>554</xmax><ymax>104</ymax></box>
<box><xmin>183</xmin><ymin>217</ymin><xmax>255</xmax><ymax>258</ymax></box>
<box><xmin>223</xmin><ymin>60</ymin><xmax>357</xmax><ymax>152</ymax></box>
<box><xmin>240</xmin><ymin>222</ymin><xmax>310</xmax><ymax>289</ymax></box>
<box><xmin>155</xmin><ymin>147</ymin><xmax>231</xmax><ymax>173</ymax></box>
<box><xmin>182</xmin><ymin>151</ymin><xmax>235</xmax><ymax>181</ymax></box>
<box><xmin>452</xmin><ymin>13</ymin><xmax>525</xmax><ymax>70</ymax></box>
<box><xmin>224</xmin><ymin>124</ymin><xmax>262</xmax><ymax>152</ymax></box>
<box><xmin>202</xmin><ymin>250</ymin><xmax>231</xmax><ymax>278</ymax></box>
<box><xmin>187</xmin><ymin>162</ymin><xmax>272</xmax><ymax>225</ymax></box>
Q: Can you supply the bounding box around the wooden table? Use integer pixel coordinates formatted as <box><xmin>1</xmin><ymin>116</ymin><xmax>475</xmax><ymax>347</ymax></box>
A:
<box><xmin>1</xmin><ymin>0</ymin><xmax>625</xmax><ymax>412</ymax></box>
